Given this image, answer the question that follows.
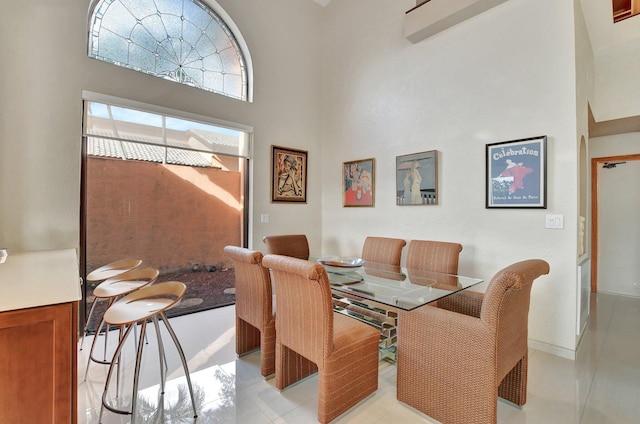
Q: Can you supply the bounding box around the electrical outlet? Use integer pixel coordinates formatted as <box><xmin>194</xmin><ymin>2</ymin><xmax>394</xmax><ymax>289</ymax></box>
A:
<box><xmin>260</xmin><ymin>214</ymin><xmax>270</xmax><ymax>223</ymax></box>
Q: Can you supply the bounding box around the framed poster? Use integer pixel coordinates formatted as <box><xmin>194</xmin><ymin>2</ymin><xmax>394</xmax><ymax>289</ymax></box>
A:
<box><xmin>271</xmin><ymin>145</ymin><xmax>307</xmax><ymax>203</ymax></box>
<box><xmin>343</xmin><ymin>158</ymin><xmax>375</xmax><ymax>207</ymax></box>
<box><xmin>396</xmin><ymin>150</ymin><xmax>438</xmax><ymax>205</ymax></box>
<box><xmin>486</xmin><ymin>136</ymin><xmax>547</xmax><ymax>208</ymax></box>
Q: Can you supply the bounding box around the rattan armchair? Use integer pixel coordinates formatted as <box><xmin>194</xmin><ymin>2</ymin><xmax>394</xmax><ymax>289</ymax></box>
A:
<box><xmin>262</xmin><ymin>254</ymin><xmax>380</xmax><ymax>423</ymax></box>
<box><xmin>263</xmin><ymin>234</ymin><xmax>310</xmax><ymax>259</ymax></box>
<box><xmin>361</xmin><ymin>236</ymin><xmax>406</xmax><ymax>266</ymax></box>
<box><xmin>224</xmin><ymin>246</ymin><xmax>276</xmax><ymax>378</ymax></box>
<box><xmin>397</xmin><ymin>259</ymin><xmax>550</xmax><ymax>424</ymax></box>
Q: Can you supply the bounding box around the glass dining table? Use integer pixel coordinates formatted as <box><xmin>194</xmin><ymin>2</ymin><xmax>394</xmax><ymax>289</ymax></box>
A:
<box><xmin>315</xmin><ymin>257</ymin><xmax>484</xmax><ymax>361</ymax></box>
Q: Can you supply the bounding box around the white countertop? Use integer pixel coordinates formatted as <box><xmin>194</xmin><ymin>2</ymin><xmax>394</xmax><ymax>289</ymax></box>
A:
<box><xmin>0</xmin><ymin>249</ymin><xmax>81</xmax><ymax>312</ymax></box>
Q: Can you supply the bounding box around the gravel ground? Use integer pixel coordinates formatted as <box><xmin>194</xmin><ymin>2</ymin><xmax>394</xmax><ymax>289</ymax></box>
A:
<box><xmin>157</xmin><ymin>267</ymin><xmax>236</xmax><ymax>317</ymax></box>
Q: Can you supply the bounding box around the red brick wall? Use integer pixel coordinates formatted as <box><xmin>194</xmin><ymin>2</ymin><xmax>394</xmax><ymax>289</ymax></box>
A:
<box><xmin>86</xmin><ymin>157</ymin><xmax>242</xmax><ymax>274</ymax></box>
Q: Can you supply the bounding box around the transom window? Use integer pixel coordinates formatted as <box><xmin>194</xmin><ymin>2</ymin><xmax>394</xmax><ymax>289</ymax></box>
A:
<box><xmin>88</xmin><ymin>0</ymin><xmax>248</xmax><ymax>100</ymax></box>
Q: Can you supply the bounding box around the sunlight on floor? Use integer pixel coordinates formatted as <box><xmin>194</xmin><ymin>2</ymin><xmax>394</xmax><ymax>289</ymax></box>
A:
<box><xmin>79</xmin><ymin>293</ymin><xmax>640</xmax><ymax>423</ymax></box>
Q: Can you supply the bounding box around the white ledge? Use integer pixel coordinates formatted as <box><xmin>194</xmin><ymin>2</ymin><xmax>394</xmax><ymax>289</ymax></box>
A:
<box><xmin>405</xmin><ymin>0</ymin><xmax>509</xmax><ymax>43</ymax></box>
<box><xmin>0</xmin><ymin>249</ymin><xmax>80</xmax><ymax>312</ymax></box>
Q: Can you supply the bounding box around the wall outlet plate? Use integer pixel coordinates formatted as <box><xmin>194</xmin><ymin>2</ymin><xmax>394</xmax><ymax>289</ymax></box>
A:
<box><xmin>545</xmin><ymin>214</ymin><xmax>564</xmax><ymax>229</ymax></box>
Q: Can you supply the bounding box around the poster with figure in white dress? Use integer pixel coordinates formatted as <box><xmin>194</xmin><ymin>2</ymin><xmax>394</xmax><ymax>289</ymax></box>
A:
<box><xmin>396</xmin><ymin>150</ymin><xmax>438</xmax><ymax>206</ymax></box>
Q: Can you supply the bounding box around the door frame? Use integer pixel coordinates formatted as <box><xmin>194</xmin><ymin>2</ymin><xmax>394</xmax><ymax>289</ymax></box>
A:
<box><xmin>590</xmin><ymin>153</ymin><xmax>640</xmax><ymax>292</ymax></box>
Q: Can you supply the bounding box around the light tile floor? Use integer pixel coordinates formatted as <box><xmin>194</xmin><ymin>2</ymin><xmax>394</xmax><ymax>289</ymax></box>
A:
<box><xmin>78</xmin><ymin>292</ymin><xmax>640</xmax><ymax>423</ymax></box>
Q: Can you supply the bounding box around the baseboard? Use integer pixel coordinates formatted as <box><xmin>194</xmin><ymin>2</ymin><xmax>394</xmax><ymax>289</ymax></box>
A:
<box><xmin>529</xmin><ymin>338</ymin><xmax>576</xmax><ymax>360</ymax></box>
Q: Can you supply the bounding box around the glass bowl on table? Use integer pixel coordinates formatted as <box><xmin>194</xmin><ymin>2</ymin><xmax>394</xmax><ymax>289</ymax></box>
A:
<box><xmin>317</xmin><ymin>256</ymin><xmax>365</xmax><ymax>285</ymax></box>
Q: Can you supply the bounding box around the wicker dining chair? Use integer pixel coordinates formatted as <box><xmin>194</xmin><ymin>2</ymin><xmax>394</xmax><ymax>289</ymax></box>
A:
<box><xmin>405</xmin><ymin>239</ymin><xmax>463</xmax><ymax>274</ymax></box>
<box><xmin>405</xmin><ymin>239</ymin><xmax>463</xmax><ymax>289</ymax></box>
<box><xmin>397</xmin><ymin>259</ymin><xmax>550</xmax><ymax>424</ymax></box>
<box><xmin>262</xmin><ymin>234</ymin><xmax>310</xmax><ymax>260</ymax></box>
<box><xmin>360</xmin><ymin>236</ymin><xmax>406</xmax><ymax>267</ymax></box>
<box><xmin>262</xmin><ymin>254</ymin><xmax>380</xmax><ymax>424</ymax></box>
<box><xmin>224</xmin><ymin>246</ymin><xmax>276</xmax><ymax>378</ymax></box>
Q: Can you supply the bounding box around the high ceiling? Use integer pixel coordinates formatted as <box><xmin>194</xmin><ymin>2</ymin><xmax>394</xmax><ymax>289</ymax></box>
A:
<box><xmin>310</xmin><ymin>1</ymin><xmax>640</xmax><ymax>133</ymax></box>
<box><xmin>311</xmin><ymin>1</ymin><xmax>640</xmax><ymax>58</ymax></box>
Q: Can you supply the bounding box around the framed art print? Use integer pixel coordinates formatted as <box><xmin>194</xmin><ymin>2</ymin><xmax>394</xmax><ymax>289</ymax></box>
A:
<box><xmin>396</xmin><ymin>150</ymin><xmax>438</xmax><ymax>205</ymax></box>
<box><xmin>271</xmin><ymin>145</ymin><xmax>307</xmax><ymax>203</ymax></box>
<box><xmin>343</xmin><ymin>158</ymin><xmax>375</xmax><ymax>207</ymax></box>
<box><xmin>486</xmin><ymin>136</ymin><xmax>547</xmax><ymax>208</ymax></box>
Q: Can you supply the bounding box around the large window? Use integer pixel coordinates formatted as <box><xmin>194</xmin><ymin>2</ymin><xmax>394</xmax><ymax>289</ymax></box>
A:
<box><xmin>81</xmin><ymin>95</ymin><xmax>252</xmax><ymax>324</ymax></box>
<box><xmin>88</xmin><ymin>0</ymin><xmax>249</xmax><ymax>100</ymax></box>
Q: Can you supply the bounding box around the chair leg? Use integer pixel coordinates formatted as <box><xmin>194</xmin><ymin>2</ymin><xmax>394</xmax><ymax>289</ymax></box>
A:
<box><xmin>85</xmin><ymin>298</ymin><xmax>118</xmax><ymax>380</ymax></box>
<box><xmin>236</xmin><ymin>316</ymin><xmax>260</xmax><ymax>355</ymax></box>
<box><xmin>160</xmin><ymin>311</ymin><xmax>198</xmax><ymax>418</ymax></box>
<box><xmin>85</xmin><ymin>312</ymin><xmax>107</xmax><ymax>380</ymax></box>
<box><xmin>130</xmin><ymin>320</ymin><xmax>147</xmax><ymax>424</ymax></box>
<box><xmin>260</xmin><ymin>322</ymin><xmax>276</xmax><ymax>377</ymax></box>
<box><xmin>153</xmin><ymin>317</ymin><xmax>166</xmax><ymax>394</ymax></box>
<box><xmin>99</xmin><ymin>323</ymin><xmax>135</xmax><ymax>422</ymax></box>
<box><xmin>275</xmin><ymin>343</ymin><xmax>318</xmax><ymax>390</ymax></box>
<box><xmin>80</xmin><ymin>297</ymin><xmax>99</xmax><ymax>350</ymax></box>
<box><xmin>499</xmin><ymin>355</ymin><xmax>528</xmax><ymax>406</ymax></box>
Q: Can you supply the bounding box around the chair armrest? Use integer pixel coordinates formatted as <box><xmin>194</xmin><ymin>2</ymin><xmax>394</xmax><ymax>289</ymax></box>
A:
<box><xmin>437</xmin><ymin>290</ymin><xmax>484</xmax><ymax>318</ymax></box>
<box><xmin>400</xmin><ymin>305</ymin><xmax>494</xmax><ymax>359</ymax></box>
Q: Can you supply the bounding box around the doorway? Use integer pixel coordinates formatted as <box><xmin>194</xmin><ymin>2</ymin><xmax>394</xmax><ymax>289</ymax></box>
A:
<box><xmin>591</xmin><ymin>154</ymin><xmax>640</xmax><ymax>295</ymax></box>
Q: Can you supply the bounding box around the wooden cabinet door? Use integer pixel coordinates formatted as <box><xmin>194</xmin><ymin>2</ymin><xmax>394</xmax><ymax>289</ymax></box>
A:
<box><xmin>0</xmin><ymin>302</ymin><xmax>76</xmax><ymax>423</ymax></box>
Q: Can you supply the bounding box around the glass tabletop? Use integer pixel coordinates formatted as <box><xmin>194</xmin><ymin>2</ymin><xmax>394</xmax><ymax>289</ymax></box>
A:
<box><xmin>317</xmin><ymin>259</ymin><xmax>483</xmax><ymax>311</ymax></box>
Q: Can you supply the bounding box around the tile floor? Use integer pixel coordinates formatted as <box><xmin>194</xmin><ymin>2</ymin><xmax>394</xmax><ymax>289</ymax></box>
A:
<box><xmin>78</xmin><ymin>292</ymin><xmax>640</xmax><ymax>423</ymax></box>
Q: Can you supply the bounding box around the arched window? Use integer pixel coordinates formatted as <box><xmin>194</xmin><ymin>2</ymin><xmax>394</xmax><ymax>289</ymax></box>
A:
<box><xmin>88</xmin><ymin>0</ymin><xmax>249</xmax><ymax>101</ymax></box>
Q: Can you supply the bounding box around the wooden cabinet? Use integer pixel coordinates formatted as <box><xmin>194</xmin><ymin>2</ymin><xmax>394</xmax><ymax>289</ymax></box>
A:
<box><xmin>0</xmin><ymin>301</ymin><xmax>78</xmax><ymax>423</ymax></box>
<box><xmin>614</xmin><ymin>0</ymin><xmax>640</xmax><ymax>22</ymax></box>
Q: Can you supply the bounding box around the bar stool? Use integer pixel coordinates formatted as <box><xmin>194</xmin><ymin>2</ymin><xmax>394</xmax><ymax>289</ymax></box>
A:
<box><xmin>99</xmin><ymin>282</ymin><xmax>197</xmax><ymax>423</ymax></box>
<box><xmin>81</xmin><ymin>258</ymin><xmax>142</xmax><ymax>350</ymax></box>
<box><xmin>84</xmin><ymin>267</ymin><xmax>159</xmax><ymax>379</ymax></box>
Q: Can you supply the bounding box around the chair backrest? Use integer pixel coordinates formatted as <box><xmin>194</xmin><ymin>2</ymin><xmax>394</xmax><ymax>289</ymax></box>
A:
<box><xmin>480</xmin><ymin>259</ymin><xmax>550</xmax><ymax>379</ymax></box>
<box><xmin>361</xmin><ymin>236</ymin><xmax>406</xmax><ymax>266</ymax></box>
<box><xmin>224</xmin><ymin>246</ymin><xmax>273</xmax><ymax>327</ymax></box>
<box><xmin>263</xmin><ymin>234</ymin><xmax>310</xmax><ymax>260</ymax></box>
<box><xmin>405</xmin><ymin>240</ymin><xmax>463</xmax><ymax>274</ymax></box>
<box><xmin>261</xmin><ymin>254</ymin><xmax>334</xmax><ymax>363</ymax></box>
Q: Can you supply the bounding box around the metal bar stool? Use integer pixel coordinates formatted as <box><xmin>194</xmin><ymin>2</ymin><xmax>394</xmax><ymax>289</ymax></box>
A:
<box><xmin>84</xmin><ymin>267</ymin><xmax>159</xmax><ymax>379</ymax></box>
<box><xmin>81</xmin><ymin>258</ymin><xmax>142</xmax><ymax>350</ymax></box>
<box><xmin>99</xmin><ymin>281</ymin><xmax>197</xmax><ymax>423</ymax></box>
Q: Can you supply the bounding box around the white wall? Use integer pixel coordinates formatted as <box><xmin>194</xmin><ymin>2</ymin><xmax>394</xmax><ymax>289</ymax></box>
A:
<box><xmin>0</xmin><ymin>0</ymin><xmax>324</xmax><ymax>254</ymax></box>
<box><xmin>590</xmin><ymin>132</ymin><xmax>640</xmax><ymax>157</ymax></box>
<box><xmin>320</xmin><ymin>0</ymin><xmax>580</xmax><ymax>355</ymax></box>
<box><xmin>574</xmin><ymin>0</ymin><xmax>595</xmax><ymax>342</ymax></box>
<box><xmin>593</xmin><ymin>30</ymin><xmax>640</xmax><ymax>121</ymax></box>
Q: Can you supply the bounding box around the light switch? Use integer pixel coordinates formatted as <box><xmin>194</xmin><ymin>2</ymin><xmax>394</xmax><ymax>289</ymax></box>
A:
<box><xmin>545</xmin><ymin>214</ymin><xmax>564</xmax><ymax>229</ymax></box>
<box><xmin>260</xmin><ymin>214</ymin><xmax>270</xmax><ymax>223</ymax></box>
